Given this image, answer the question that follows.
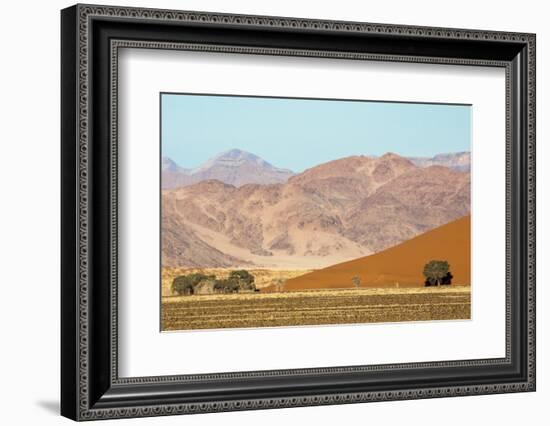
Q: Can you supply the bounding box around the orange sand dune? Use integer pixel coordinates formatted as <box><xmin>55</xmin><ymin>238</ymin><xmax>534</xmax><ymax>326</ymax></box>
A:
<box><xmin>284</xmin><ymin>215</ymin><xmax>470</xmax><ymax>290</ymax></box>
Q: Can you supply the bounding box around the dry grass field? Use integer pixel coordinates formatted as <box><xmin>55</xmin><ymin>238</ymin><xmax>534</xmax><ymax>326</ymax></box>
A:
<box><xmin>161</xmin><ymin>286</ymin><xmax>470</xmax><ymax>331</ymax></box>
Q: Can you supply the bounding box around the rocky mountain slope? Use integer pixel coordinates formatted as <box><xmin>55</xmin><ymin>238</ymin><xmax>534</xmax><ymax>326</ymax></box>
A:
<box><xmin>162</xmin><ymin>152</ymin><xmax>470</xmax><ymax>269</ymax></box>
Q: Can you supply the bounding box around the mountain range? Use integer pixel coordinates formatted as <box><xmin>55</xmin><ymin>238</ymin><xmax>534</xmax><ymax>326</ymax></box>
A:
<box><xmin>162</xmin><ymin>149</ymin><xmax>295</xmax><ymax>188</ymax></box>
<box><xmin>162</xmin><ymin>150</ymin><xmax>470</xmax><ymax>188</ymax></box>
<box><xmin>162</xmin><ymin>151</ymin><xmax>470</xmax><ymax>269</ymax></box>
<box><xmin>408</xmin><ymin>151</ymin><xmax>471</xmax><ymax>172</ymax></box>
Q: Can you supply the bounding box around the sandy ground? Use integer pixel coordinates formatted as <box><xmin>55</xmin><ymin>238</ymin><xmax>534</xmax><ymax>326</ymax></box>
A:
<box><xmin>184</xmin><ymin>220</ymin><xmax>371</xmax><ymax>269</ymax></box>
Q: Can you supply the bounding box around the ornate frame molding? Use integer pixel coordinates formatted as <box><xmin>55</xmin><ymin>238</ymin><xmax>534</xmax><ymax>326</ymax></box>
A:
<box><xmin>61</xmin><ymin>4</ymin><xmax>536</xmax><ymax>421</ymax></box>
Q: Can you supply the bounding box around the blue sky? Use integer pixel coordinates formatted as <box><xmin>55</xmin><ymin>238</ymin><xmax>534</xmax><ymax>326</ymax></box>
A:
<box><xmin>161</xmin><ymin>93</ymin><xmax>471</xmax><ymax>173</ymax></box>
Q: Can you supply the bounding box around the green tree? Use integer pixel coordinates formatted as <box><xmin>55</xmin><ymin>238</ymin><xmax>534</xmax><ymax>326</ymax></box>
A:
<box><xmin>214</xmin><ymin>278</ymin><xmax>240</xmax><ymax>293</ymax></box>
<box><xmin>172</xmin><ymin>276</ymin><xmax>194</xmax><ymax>295</ymax></box>
<box><xmin>229</xmin><ymin>270</ymin><xmax>256</xmax><ymax>291</ymax></box>
<box><xmin>351</xmin><ymin>275</ymin><xmax>361</xmax><ymax>288</ymax></box>
<box><xmin>423</xmin><ymin>260</ymin><xmax>450</xmax><ymax>286</ymax></box>
<box><xmin>172</xmin><ymin>273</ymin><xmax>215</xmax><ymax>295</ymax></box>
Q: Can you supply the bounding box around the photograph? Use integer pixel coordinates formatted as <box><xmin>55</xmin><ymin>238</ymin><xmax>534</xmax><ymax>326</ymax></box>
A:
<box><xmin>58</xmin><ymin>3</ymin><xmax>536</xmax><ymax>420</ymax></box>
<box><xmin>160</xmin><ymin>93</ymin><xmax>472</xmax><ymax>331</ymax></box>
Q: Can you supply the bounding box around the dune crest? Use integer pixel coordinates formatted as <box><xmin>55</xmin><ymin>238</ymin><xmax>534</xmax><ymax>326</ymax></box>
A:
<box><xmin>284</xmin><ymin>215</ymin><xmax>471</xmax><ymax>290</ymax></box>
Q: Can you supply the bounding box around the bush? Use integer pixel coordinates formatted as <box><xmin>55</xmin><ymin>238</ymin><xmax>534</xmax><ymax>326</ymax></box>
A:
<box><xmin>172</xmin><ymin>273</ymin><xmax>215</xmax><ymax>295</ymax></box>
<box><xmin>214</xmin><ymin>279</ymin><xmax>240</xmax><ymax>293</ymax></box>
<box><xmin>172</xmin><ymin>276</ymin><xmax>194</xmax><ymax>295</ymax></box>
<box><xmin>229</xmin><ymin>270</ymin><xmax>256</xmax><ymax>291</ymax></box>
<box><xmin>172</xmin><ymin>270</ymin><xmax>257</xmax><ymax>295</ymax></box>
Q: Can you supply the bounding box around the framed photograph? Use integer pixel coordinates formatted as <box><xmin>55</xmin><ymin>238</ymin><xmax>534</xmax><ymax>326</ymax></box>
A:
<box><xmin>61</xmin><ymin>4</ymin><xmax>536</xmax><ymax>421</ymax></box>
<box><xmin>159</xmin><ymin>93</ymin><xmax>473</xmax><ymax>331</ymax></box>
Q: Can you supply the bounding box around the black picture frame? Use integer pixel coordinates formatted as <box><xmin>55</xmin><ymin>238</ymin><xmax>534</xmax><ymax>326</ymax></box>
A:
<box><xmin>61</xmin><ymin>4</ymin><xmax>536</xmax><ymax>421</ymax></box>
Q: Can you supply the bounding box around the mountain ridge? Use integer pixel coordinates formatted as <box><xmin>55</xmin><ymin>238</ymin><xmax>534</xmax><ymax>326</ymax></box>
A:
<box><xmin>409</xmin><ymin>151</ymin><xmax>470</xmax><ymax>172</ymax></box>
<box><xmin>162</xmin><ymin>149</ymin><xmax>470</xmax><ymax>189</ymax></box>
<box><xmin>162</xmin><ymin>152</ymin><xmax>470</xmax><ymax>269</ymax></box>
<box><xmin>162</xmin><ymin>149</ymin><xmax>295</xmax><ymax>188</ymax></box>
